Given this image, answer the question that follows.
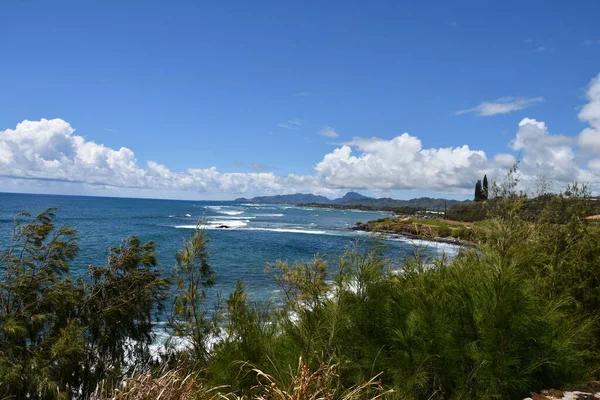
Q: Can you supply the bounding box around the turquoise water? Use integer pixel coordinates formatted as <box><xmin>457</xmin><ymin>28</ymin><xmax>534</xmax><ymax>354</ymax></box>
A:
<box><xmin>0</xmin><ymin>192</ymin><xmax>457</xmax><ymax>308</ymax></box>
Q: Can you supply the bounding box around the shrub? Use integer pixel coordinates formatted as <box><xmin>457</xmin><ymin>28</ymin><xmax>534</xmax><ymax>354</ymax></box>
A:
<box><xmin>436</xmin><ymin>224</ymin><xmax>452</xmax><ymax>237</ymax></box>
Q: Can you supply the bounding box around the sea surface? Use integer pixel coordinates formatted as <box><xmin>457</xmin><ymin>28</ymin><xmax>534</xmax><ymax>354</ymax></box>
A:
<box><xmin>0</xmin><ymin>192</ymin><xmax>458</xmax><ymax>313</ymax></box>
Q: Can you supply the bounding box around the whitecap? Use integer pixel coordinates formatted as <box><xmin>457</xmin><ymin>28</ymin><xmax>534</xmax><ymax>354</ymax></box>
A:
<box><xmin>185</xmin><ymin>214</ymin><xmax>192</xmax><ymax>217</ymax></box>
<box><xmin>239</xmin><ymin>204</ymin><xmax>276</xmax><ymax>209</ymax></box>
<box><xmin>208</xmin><ymin>220</ymin><xmax>249</xmax><ymax>228</ymax></box>
<box><xmin>254</xmin><ymin>213</ymin><xmax>284</xmax><ymax>217</ymax></box>
<box><xmin>218</xmin><ymin>210</ymin><xmax>245</xmax><ymax>216</ymax></box>
<box><xmin>246</xmin><ymin>227</ymin><xmax>328</xmax><ymax>235</ymax></box>
<box><xmin>212</xmin><ymin>216</ymin><xmax>256</xmax><ymax>220</ymax></box>
<box><xmin>175</xmin><ymin>219</ymin><xmax>249</xmax><ymax>229</ymax></box>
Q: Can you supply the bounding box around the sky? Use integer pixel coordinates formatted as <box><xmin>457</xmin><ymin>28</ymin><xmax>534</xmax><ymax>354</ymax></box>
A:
<box><xmin>1</xmin><ymin>0</ymin><xmax>600</xmax><ymax>200</ymax></box>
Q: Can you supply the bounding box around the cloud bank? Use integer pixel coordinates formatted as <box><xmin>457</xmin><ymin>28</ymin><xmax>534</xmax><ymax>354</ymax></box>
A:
<box><xmin>2</xmin><ymin>74</ymin><xmax>600</xmax><ymax>199</ymax></box>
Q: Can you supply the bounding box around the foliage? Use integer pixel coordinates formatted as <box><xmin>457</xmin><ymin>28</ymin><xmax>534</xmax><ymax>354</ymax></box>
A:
<box><xmin>0</xmin><ymin>209</ymin><xmax>169</xmax><ymax>399</ymax></box>
<box><xmin>169</xmin><ymin>223</ymin><xmax>217</xmax><ymax>364</ymax></box>
<box><xmin>482</xmin><ymin>174</ymin><xmax>489</xmax><ymax>200</ymax></box>
<box><xmin>3</xmin><ymin>173</ymin><xmax>600</xmax><ymax>400</ymax></box>
<box><xmin>474</xmin><ymin>180</ymin><xmax>483</xmax><ymax>201</ymax></box>
<box><xmin>96</xmin><ymin>359</ymin><xmax>392</xmax><ymax>400</ymax></box>
<box><xmin>436</xmin><ymin>224</ymin><xmax>452</xmax><ymax>237</ymax></box>
<box><xmin>446</xmin><ymin>202</ymin><xmax>487</xmax><ymax>222</ymax></box>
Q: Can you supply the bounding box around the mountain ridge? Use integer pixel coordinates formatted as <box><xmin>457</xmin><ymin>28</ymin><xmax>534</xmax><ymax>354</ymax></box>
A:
<box><xmin>235</xmin><ymin>192</ymin><xmax>467</xmax><ymax>210</ymax></box>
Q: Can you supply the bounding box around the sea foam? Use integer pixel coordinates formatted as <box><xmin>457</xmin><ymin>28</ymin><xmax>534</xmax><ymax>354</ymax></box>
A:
<box><xmin>217</xmin><ymin>210</ymin><xmax>245</xmax><ymax>216</ymax></box>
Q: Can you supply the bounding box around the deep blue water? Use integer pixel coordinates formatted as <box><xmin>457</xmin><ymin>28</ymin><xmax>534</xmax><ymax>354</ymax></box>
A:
<box><xmin>0</xmin><ymin>192</ymin><xmax>458</xmax><ymax>308</ymax></box>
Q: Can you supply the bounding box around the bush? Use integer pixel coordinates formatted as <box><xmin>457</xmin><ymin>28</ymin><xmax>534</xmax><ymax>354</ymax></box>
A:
<box><xmin>446</xmin><ymin>201</ymin><xmax>487</xmax><ymax>222</ymax></box>
<box><xmin>436</xmin><ymin>224</ymin><xmax>452</xmax><ymax>237</ymax></box>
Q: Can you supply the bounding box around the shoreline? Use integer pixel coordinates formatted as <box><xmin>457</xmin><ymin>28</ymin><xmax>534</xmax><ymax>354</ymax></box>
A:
<box><xmin>297</xmin><ymin>202</ymin><xmax>398</xmax><ymax>213</ymax></box>
<box><xmin>350</xmin><ymin>224</ymin><xmax>473</xmax><ymax>247</ymax></box>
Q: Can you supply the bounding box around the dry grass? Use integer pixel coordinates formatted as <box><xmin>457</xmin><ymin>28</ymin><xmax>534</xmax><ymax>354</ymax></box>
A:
<box><xmin>94</xmin><ymin>359</ymin><xmax>394</xmax><ymax>400</ymax></box>
<box><xmin>93</xmin><ymin>367</ymin><xmax>228</xmax><ymax>400</ymax></box>
<box><xmin>250</xmin><ymin>358</ymin><xmax>394</xmax><ymax>400</ymax></box>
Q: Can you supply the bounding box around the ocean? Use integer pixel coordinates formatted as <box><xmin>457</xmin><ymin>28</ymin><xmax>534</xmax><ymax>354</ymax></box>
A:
<box><xmin>0</xmin><ymin>192</ymin><xmax>458</xmax><ymax>312</ymax></box>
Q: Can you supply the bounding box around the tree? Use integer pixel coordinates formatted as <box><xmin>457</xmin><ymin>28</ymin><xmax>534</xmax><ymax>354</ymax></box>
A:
<box><xmin>482</xmin><ymin>174</ymin><xmax>489</xmax><ymax>200</ymax></box>
<box><xmin>474</xmin><ymin>180</ymin><xmax>483</xmax><ymax>201</ymax></box>
<box><xmin>0</xmin><ymin>208</ymin><xmax>82</xmax><ymax>397</ymax></box>
<box><xmin>170</xmin><ymin>223</ymin><xmax>217</xmax><ymax>363</ymax></box>
<box><xmin>0</xmin><ymin>209</ymin><xmax>169</xmax><ymax>399</ymax></box>
<box><xmin>81</xmin><ymin>237</ymin><xmax>169</xmax><ymax>394</ymax></box>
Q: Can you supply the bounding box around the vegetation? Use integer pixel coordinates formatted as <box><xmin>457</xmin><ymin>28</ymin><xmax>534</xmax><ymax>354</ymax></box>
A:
<box><xmin>353</xmin><ymin>217</ymin><xmax>476</xmax><ymax>243</ymax></box>
<box><xmin>301</xmin><ymin>197</ymin><xmax>463</xmax><ymax>214</ymax></box>
<box><xmin>0</xmin><ymin>208</ymin><xmax>169</xmax><ymax>398</ymax></box>
<box><xmin>482</xmin><ymin>174</ymin><xmax>489</xmax><ymax>200</ymax></box>
<box><xmin>474</xmin><ymin>179</ymin><xmax>482</xmax><ymax>201</ymax></box>
<box><xmin>473</xmin><ymin>174</ymin><xmax>489</xmax><ymax>202</ymax></box>
<box><xmin>239</xmin><ymin>192</ymin><xmax>465</xmax><ymax>213</ymax></box>
<box><xmin>3</xmin><ymin>172</ymin><xmax>600</xmax><ymax>399</ymax></box>
<box><xmin>446</xmin><ymin>201</ymin><xmax>488</xmax><ymax>222</ymax></box>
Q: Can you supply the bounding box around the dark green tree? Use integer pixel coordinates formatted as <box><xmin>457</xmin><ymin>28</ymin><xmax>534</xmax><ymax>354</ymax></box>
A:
<box><xmin>170</xmin><ymin>223</ymin><xmax>217</xmax><ymax>363</ymax></box>
<box><xmin>482</xmin><ymin>174</ymin><xmax>489</xmax><ymax>200</ymax></box>
<box><xmin>0</xmin><ymin>209</ymin><xmax>169</xmax><ymax>399</ymax></box>
<box><xmin>80</xmin><ymin>236</ymin><xmax>170</xmax><ymax>394</ymax></box>
<box><xmin>474</xmin><ymin>180</ymin><xmax>483</xmax><ymax>201</ymax></box>
<box><xmin>0</xmin><ymin>208</ymin><xmax>82</xmax><ymax>398</ymax></box>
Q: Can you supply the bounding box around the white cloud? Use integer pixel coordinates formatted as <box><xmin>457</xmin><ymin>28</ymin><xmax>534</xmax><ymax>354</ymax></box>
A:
<box><xmin>511</xmin><ymin>118</ymin><xmax>581</xmax><ymax>183</ymax></box>
<box><xmin>493</xmin><ymin>153</ymin><xmax>517</xmax><ymax>168</ymax></box>
<box><xmin>278</xmin><ymin>119</ymin><xmax>302</xmax><ymax>129</ymax></box>
<box><xmin>578</xmin><ymin>73</ymin><xmax>600</xmax><ymax>154</ymax></box>
<box><xmin>456</xmin><ymin>96</ymin><xmax>544</xmax><ymax>117</ymax></box>
<box><xmin>314</xmin><ymin>134</ymin><xmax>491</xmax><ymax>190</ymax></box>
<box><xmin>4</xmin><ymin>74</ymin><xmax>600</xmax><ymax>198</ymax></box>
<box><xmin>0</xmin><ymin>119</ymin><xmax>338</xmax><ymax>198</ymax></box>
<box><xmin>319</xmin><ymin>126</ymin><xmax>339</xmax><ymax>138</ymax></box>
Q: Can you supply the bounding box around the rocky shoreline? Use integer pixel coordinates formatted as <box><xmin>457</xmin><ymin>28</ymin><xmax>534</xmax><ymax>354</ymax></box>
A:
<box><xmin>350</xmin><ymin>222</ymin><xmax>472</xmax><ymax>247</ymax></box>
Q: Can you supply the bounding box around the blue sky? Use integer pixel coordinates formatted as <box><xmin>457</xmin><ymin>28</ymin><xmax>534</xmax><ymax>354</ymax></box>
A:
<box><xmin>1</xmin><ymin>0</ymin><xmax>600</xmax><ymax>200</ymax></box>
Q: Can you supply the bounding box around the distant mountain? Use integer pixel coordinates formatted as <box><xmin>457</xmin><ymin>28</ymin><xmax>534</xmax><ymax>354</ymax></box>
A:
<box><xmin>234</xmin><ymin>193</ymin><xmax>331</xmax><ymax>204</ymax></box>
<box><xmin>235</xmin><ymin>192</ymin><xmax>466</xmax><ymax>211</ymax></box>
<box><xmin>341</xmin><ymin>197</ymin><xmax>464</xmax><ymax>210</ymax></box>
<box><xmin>331</xmin><ymin>191</ymin><xmax>373</xmax><ymax>204</ymax></box>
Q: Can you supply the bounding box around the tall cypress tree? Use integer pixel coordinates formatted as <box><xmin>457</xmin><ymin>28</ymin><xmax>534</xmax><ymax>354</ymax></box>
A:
<box><xmin>474</xmin><ymin>180</ymin><xmax>482</xmax><ymax>201</ymax></box>
<box><xmin>482</xmin><ymin>175</ymin><xmax>489</xmax><ymax>200</ymax></box>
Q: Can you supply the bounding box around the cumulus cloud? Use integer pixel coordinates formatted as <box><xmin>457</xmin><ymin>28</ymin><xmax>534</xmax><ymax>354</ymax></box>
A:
<box><xmin>314</xmin><ymin>134</ymin><xmax>491</xmax><ymax>190</ymax></box>
<box><xmin>511</xmin><ymin>118</ymin><xmax>581</xmax><ymax>183</ymax></box>
<box><xmin>319</xmin><ymin>126</ymin><xmax>339</xmax><ymax>138</ymax></box>
<box><xmin>0</xmin><ymin>118</ymin><xmax>336</xmax><ymax>197</ymax></box>
<box><xmin>456</xmin><ymin>96</ymin><xmax>544</xmax><ymax>117</ymax></box>
<box><xmin>4</xmin><ymin>73</ymin><xmax>600</xmax><ymax>198</ymax></box>
<box><xmin>578</xmin><ymin>73</ymin><xmax>600</xmax><ymax>154</ymax></box>
<box><xmin>493</xmin><ymin>153</ymin><xmax>517</xmax><ymax>168</ymax></box>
